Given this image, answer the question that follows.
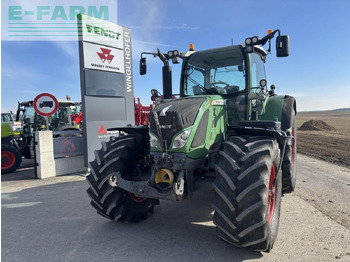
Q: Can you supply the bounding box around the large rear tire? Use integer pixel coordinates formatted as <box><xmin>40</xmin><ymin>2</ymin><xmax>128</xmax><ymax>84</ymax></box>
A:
<box><xmin>213</xmin><ymin>137</ymin><xmax>282</xmax><ymax>251</ymax></box>
<box><xmin>1</xmin><ymin>144</ymin><xmax>22</xmax><ymax>174</ymax></box>
<box><xmin>86</xmin><ymin>134</ymin><xmax>159</xmax><ymax>222</ymax></box>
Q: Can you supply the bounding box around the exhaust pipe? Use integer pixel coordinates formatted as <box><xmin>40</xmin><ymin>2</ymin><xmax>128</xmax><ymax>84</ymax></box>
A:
<box><xmin>157</xmin><ymin>49</ymin><xmax>172</xmax><ymax>99</ymax></box>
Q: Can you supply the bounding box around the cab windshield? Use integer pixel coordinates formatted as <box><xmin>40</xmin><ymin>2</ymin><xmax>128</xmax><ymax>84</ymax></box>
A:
<box><xmin>1</xmin><ymin>113</ymin><xmax>13</xmax><ymax>123</ymax></box>
<box><xmin>22</xmin><ymin>106</ymin><xmax>35</xmax><ymax>123</ymax></box>
<box><xmin>182</xmin><ymin>46</ymin><xmax>246</xmax><ymax>97</ymax></box>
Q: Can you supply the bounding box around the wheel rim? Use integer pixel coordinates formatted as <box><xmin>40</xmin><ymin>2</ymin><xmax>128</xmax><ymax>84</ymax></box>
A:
<box><xmin>268</xmin><ymin>165</ymin><xmax>277</xmax><ymax>224</ymax></box>
<box><xmin>60</xmin><ymin>137</ymin><xmax>76</xmax><ymax>154</ymax></box>
<box><xmin>128</xmin><ymin>192</ymin><xmax>146</xmax><ymax>203</ymax></box>
<box><xmin>2</xmin><ymin>151</ymin><xmax>16</xmax><ymax>169</ymax></box>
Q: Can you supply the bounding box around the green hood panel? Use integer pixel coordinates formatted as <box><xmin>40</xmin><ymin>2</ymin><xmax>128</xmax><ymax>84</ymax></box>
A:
<box><xmin>150</xmin><ymin>96</ymin><xmax>226</xmax><ymax>159</ymax></box>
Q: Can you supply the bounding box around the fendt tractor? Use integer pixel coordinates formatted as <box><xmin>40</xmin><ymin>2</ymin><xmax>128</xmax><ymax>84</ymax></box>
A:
<box><xmin>86</xmin><ymin>29</ymin><xmax>297</xmax><ymax>251</ymax></box>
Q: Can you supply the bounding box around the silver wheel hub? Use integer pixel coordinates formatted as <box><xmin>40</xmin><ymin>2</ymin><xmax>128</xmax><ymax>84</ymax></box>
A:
<box><xmin>108</xmin><ymin>174</ymin><xmax>118</xmax><ymax>187</ymax></box>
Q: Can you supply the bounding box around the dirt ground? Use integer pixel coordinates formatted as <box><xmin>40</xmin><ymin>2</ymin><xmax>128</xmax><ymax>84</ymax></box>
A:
<box><xmin>296</xmin><ymin>110</ymin><xmax>350</xmax><ymax>168</ymax></box>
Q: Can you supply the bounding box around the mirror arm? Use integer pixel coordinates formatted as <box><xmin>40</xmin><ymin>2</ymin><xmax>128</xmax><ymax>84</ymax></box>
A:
<box><xmin>157</xmin><ymin>49</ymin><xmax>169</xmax><ymax>67</ymax></box>
<box><xmin>259</xmin><ymin>29</ymin><xmax>280</xmax><ymax>46</ymax></box>
<box><xmin>267</xmin><ymin>39</ymin><xmax>272</xmax><ymax>53</ymax></box>
<box><xmin>141</xmin><ymin>51</ymin><xmax>158</xmax><ymax>59</ymax></box>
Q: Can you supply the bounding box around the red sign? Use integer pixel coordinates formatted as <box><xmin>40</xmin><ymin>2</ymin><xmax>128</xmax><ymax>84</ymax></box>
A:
<box><xmin>98</xmin><ymin>125</ymin><xmax>107</xmax><ymax>135</ymax></box>
<box><xmin>33</xmin><ymin>93</ymin><xmax>59</xmax><ymax>117</ymax></box>
<box><xmin>97</xmin><ymin>48</ymin><xmax>114</xmax><ymax>64</ymax></box>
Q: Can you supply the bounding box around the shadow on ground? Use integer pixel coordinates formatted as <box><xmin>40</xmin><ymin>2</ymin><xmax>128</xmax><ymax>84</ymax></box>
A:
<box><xmin>1</xmin><ymin>158</ymin><xmax>36</xmax><ymax>181</ymax></box>
<box><xmin>1</xmin><ymin>177</ymin><xmax>262</xmax><ymax>262</ymax></box>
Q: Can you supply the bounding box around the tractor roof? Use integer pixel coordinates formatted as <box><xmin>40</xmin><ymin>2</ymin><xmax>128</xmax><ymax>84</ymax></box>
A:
<box><xmin>183</xmin><ymin>44</ymin><xmax>242</xmax><ymax>58</ymax></box>
<box><xmin>183</xmin><ymin>44</ymin><xmax>267</xmax><ymax>61</ymax></box>
<box><xmin>184</xmin><ymin>45</ymin><xmax>246</xmax><ymax>68</ymax></box>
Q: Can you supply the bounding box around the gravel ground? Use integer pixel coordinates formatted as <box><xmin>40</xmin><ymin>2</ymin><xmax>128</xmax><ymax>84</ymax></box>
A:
<box><xmin>1</xmin><ymin>155</ymin><xmax>350</xmax><ymax>261</ymax></box>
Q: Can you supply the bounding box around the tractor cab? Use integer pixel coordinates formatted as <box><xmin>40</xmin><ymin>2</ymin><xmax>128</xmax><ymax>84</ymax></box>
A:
<box><xmin>15</xmin><ymin>100</ymin><xmax>82</xmax><ymax>159</ymax></box>
<box><xmin>16</xmin><ymin>100</ymin><xmax>82</xmax><ymax>132</ymax></box>
<box><xmin>181</xmin><ymin>45</ymin><xmax>267</xmax><ymax>126</ymax></box>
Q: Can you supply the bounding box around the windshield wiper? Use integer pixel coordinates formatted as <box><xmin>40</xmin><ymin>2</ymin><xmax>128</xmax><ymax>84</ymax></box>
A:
<box><xmin>186</xmin><ymin>76</ymin><xmax>218</xmax><ymax>95</ymax></box>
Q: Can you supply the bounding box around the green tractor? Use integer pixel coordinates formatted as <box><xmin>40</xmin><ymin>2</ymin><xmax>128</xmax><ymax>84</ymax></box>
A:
<box><xmin>86</xmin><ymin>29</ymin><xmax>296</xmax><ymax>251</ymax></box>
<box><xmin>1</xmin><ymin>100</ymin><xmax>81</xmax><ymax>174</ymax></box>
<box><xmin>1</xmin><ymin>113</ymin><xmax>22</xmax><ymax>173</ymax></box>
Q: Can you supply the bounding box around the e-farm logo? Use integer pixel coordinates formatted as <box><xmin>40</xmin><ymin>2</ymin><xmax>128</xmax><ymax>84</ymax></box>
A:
<box><xmin>8</xmin><ymin>6</ymin><xmax>108</xmax><ymax>21</ymax></box>
<box><xmin>1</xmin><ymin>1</ymin><xmax>117</xmax><ymax>41</ymax></box>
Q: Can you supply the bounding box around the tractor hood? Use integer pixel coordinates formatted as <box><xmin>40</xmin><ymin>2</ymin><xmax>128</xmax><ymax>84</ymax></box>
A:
<box><xmin>150</xmin><ymin>97</ymin><xmax>206</xmax><ymax>149</ymax></box>
<box><xmin>149</xmin><ymin>96</ymin><xmax>226</xmax><ymax>159</ymax></box>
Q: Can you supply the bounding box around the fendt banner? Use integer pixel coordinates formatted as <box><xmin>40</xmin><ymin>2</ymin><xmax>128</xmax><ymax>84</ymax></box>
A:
<box><xmin>77</xmin><ymin>14</ymin><xmax>134</xmax><ymax>164</ymax></box>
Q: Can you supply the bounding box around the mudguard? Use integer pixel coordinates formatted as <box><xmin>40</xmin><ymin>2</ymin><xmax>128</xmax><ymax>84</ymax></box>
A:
<box><xmin>281</xmin><ymin>96</ymin><xmax>297</xmax><ymax>134</ymax></box>
<box><xmin>261</xmin><ymin>95</ymin><xmax>297</xmax><ymax>133</ymax></box>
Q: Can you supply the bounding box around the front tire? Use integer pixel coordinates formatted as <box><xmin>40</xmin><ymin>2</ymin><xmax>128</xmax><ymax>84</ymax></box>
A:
<box><xmin>213</xmin><ymin>137</ymin><xmax>282</xmax><ymax>251</ymax></box>
<box><xmin>1</xmin><ymin>144</ymin><xmax>22</xmax><ymax>174</ymax></box>
<box><xmin>86</xmin><ymin>134</ymin><xmax>159</xmax><ymax>222</ymax></box>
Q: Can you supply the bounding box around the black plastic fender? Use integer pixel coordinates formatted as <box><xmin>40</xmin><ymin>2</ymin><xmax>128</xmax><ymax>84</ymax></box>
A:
<box><xmin>280</xmin><ymin>95</ymin><xmax>297</xmax><ymax>193</ymax></box>
<box><xmin>281</xmin><ymin>95</ymin><xmax>297</xmax><ymax>134</ymax></box>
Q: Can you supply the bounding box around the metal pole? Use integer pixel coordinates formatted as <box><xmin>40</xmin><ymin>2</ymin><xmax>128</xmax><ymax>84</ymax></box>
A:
<box><xmin>45</xmin><ymin>116</ymin><xmax>49</xmax><ymax>130</ymax></box>
<box><xmin>33</xmin><ymin>132</ymin><xmax>38</xmax><ymax>179</ymax></box>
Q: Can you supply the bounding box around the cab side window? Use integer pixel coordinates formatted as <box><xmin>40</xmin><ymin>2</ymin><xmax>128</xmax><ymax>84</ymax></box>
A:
<box><xmin>250</xmin><ymin>53</ymin><xmax>266</xmax><ymax>88</ymax></box>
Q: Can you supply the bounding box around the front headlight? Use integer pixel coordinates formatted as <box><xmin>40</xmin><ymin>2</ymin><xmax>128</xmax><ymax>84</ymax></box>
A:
<box><xmin>172</xmin><ymin>129</ymin><xmax>192</xmax><ymax>149</ymax></box>
<box><xmin>149</xmin><ymin>132</ymin><xmax>161</xmax><ymax>149</ymax></box>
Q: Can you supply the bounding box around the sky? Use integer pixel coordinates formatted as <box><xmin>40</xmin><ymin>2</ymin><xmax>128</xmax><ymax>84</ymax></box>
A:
<box><xmin>1</xmin><ymin>0</ymin><xmax>350</xmax><ymax>113</ymax></box>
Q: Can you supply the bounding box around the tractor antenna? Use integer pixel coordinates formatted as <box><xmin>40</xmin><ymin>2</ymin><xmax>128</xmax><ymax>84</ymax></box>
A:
<box><xmin>231</xmin><ymin>38</ymin><xmax>234</xmax><ymax>45</ymax></box>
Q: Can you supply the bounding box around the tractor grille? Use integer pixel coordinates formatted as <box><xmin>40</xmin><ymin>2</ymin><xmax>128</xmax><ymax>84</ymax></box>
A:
<box><xmin>150</xmin><ymin>97</ymin><xmax>206</xmax><ymax>149</ymax></box>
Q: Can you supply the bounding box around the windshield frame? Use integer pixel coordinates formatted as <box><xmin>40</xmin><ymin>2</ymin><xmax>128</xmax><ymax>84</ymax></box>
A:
<box><xmin>180</xmin><ymin>45</ymin><xmax>248</xmax><ymax>98</ymax></box>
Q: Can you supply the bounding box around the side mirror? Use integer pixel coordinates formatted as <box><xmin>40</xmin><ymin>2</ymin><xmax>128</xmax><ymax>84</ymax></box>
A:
<box><xmin>140</xmin><ymin>57</ymin><xmax>147</xmax><ymax>75</ymax></box>
<box><xmin>276</xmin><ymin>35</ymin><xmax>289</xmax><ymax>57</ymax></box>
